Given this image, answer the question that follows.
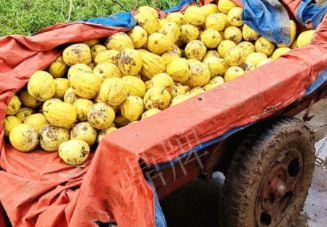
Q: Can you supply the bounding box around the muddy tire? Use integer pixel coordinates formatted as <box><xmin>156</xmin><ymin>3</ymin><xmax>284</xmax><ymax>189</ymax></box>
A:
<box><xmin>220</xmin><ymin>118</ymin><xmax>315</xmax><ymax>227</ymax></box>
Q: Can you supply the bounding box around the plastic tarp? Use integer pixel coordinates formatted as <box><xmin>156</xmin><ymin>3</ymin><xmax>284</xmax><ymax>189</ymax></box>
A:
<box><xmin>1</xmin><ymin>1</ymin><xmax>327</xmax><ymax>227</ymax></box>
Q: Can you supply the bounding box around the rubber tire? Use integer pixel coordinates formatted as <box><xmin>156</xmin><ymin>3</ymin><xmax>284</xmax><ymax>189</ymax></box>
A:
<box><xmin>220</xmin><ymin>118</ymin><xmax>315</xmax><ymax>227</ymax></box>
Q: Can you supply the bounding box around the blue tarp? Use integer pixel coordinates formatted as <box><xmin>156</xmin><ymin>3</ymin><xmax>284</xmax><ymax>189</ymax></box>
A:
<box><xmin>81</xmin><ymin>12</ymin><xmax>136</xmax><ymax>29</ymax></box>
<box><xmin>297</xmin><ymin>0</ymin><xmax>327</xmax><ymax>27</ymax></box>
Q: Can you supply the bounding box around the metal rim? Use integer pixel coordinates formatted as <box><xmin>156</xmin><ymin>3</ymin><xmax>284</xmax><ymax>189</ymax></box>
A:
<box><xmin>255</xmin><ymin>147</ymin><xmax>303</xmax><ymax>227</ymax></box>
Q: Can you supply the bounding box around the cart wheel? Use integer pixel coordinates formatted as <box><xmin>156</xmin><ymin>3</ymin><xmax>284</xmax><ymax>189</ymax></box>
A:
<box><xmin>220</xmin><ymin>118</ymin><xmax>315</xmax><ymax>227</ymax></box>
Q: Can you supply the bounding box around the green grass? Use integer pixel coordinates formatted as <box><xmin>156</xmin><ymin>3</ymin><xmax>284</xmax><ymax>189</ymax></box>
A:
<box><xmin>0</xmin><ymin>0</ymin><xmax>180</xmax><ymax>37</ymax></box>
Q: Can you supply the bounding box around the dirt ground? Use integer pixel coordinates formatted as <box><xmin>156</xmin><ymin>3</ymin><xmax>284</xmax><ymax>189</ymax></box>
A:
<box><xmin>160</xmin><ymin>99</ymin><xmax>327</xmax><ymax>227</ymax></box>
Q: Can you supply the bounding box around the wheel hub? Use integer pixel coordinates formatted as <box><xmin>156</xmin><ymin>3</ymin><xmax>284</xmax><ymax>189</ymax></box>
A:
<box><xmin>255</xmin><ymin>149</ymin><xmax>303</xmax><ymax>227</ymax></box>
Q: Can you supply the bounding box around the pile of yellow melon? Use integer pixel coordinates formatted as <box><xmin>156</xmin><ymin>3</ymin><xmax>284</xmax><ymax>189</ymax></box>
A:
<box><xmin>4</xmin><ymin>0</ymin><xmax>316</xmax><ymax>166</ymax></box>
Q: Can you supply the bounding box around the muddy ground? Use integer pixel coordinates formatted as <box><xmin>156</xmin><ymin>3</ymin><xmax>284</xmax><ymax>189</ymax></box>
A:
<box><xmin>160</xmin><ymin>99</ymin><xmax>327</xmax><ymax>227</ymax></box>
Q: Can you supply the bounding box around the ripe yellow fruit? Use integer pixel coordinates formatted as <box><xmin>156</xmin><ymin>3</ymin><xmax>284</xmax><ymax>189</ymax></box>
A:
<box><xmin>73</xmin><ymin>99</ymin><xmax>94</xmax><ymax>122</ymax></box>
<box><xmin>185</xmin><ymin>40</ymin><xmax>207</xmax><ymax>61</ymax></box>
<box><xmin>225</xmin><ymin>66</ymin><xmax>245</xmax><ymax>82</ymax></box>
<box><xmin>257</xmin><ymin>58</ymin><xmax>273</xmax><ymax>67</ymax></box>
<box><xmin>138</xmin><ymin>6</ymin><xmax>159</xmax><ymax>18</ymax></box>
<box><xmin>49</xmin><ymin>56</ymin><xmax>69</xmax><ymax>78</ymax></box>
<box><xmin>151</xmin><ymin>73</ymin><xmax>175</xmax><ymax>93</ymax></box>
<box><xmin>203</xmin><ymin>57</ymin><xmax>228</xmax><ymax>78</ymax></box>
<box><xmin>54</xmin><ymin>78</ymin><xmax>70</xmax><ymax>99</ymax></box>
<box><xmin>105</xmin><ymin>32</ymin><xmax>134</xmax><ymax>51</ymax></box>
<box><xmin>166</xmin><ymin>12</ymin><xmax>184</xmax><ymax>26</ymax></box>
<box><xmin>278</xmin><ymin>20</ymin><xmax>297</xmax><ymax>47</ymax></box>
<box><xmin>237</xmin><ymin>41</ymin><xmax>255</xmax><ymax>57</ymax></box>
<box><xmin>70</xmin><ymin>122</ymin><xmax>97</xmax><ymax>146</ymax></box>
<box><xmin>15</xmin><ymin>108</ymin><xmax>35</xmax><ymax>122</ymax></box>
<box><xmin>170</xmin><ymin>95</ymin><xmax>190</xmax><ymax>106</ymax></box>
<box><xmin>39</xmin><ymin>124</ymin><xmax>69</xmax><ymax>152</ymax></box>
<box><xmin>227</xmin><ymin>7</ymin><xmax>243</xmax><ymax>27</ymax></box>
<box><xmin>46</xmin><ymin>102</ymin><xmax>77</xmax><ymax>128</ymax></box>
<box><xmin>203</xmin><ymin>76</ymin><xmax>225</xmax><ymax>91</ymax></box>
<box><xmin>93</xmin><ymin>63</ymin><xmax>122</xmax><ymax>82</ymax></box>
<box><xmin>187</xmin><ymin>87</ymin><xmax>205</xmax><ymax>97</ymax></box>
<box><xmin>90</xmin><ymin>44</ymin><xmax>107</xmax><ymax>59</ymax></box>
<box><xmin>224</xmin><ymin>26</ymin><xmax>242</xmax><ymax>44</ymax></box>
<box><xmin>145</xmin><ymin>80</ymin><xmax>152</xmax><ymax>91</ymax></box>
<box><xmin>218</xmin><ymin>0</ymin><xmax>237</xmax><ymax>14</ymax></box>
<box><xmin>200</xmin><ymin>29</ymin><xmax>223</xmax><ymax>49</ymax></box>
<box><xmin>121</xmin><ymin>76</ymin><xmax>146</xmax><ymax>98</ymax></box>
<box><xmin>18</xmin><ymin>89</ymin><xmax>42</xmax><ymax>108</ymax></box>
<box><xmin>98</xmin><ymin>127</ymin><xmax>117</xmax><ymax>143</ymax></box>
<box><xmin>9</xmin><ymin>124</ymin><xmax>39</xmax><ymax>152</ymax></box>
<box><xmin>94</xmin><ymin>50</ymin><xmax>120</xmax><ymax>65</ymax></box>
<box><xmin>162</xmin><ymin>49</ymin><xmax>180</xmax><ymax>67</ymax></box>
<box><xmin>67</xmin><ymin>63</ymin><xmax>92</xmax><ymax>79</ymax></box>
<box><xmin>144</xmin><ymin>87</ymin><xmax>171</xmax><ymax>110</ymax></box>
<box><xmin>42</xmin><ymin>98</ymin><xmax>62</xmax><ymax>118</ymax></box>
<box><xmin>99</xmin><ymin>78</ymin><xmax>128</xmax><ymax>106</ymax></box>
<box><xmin>242</xmin><ymin>24</ymin><xmax>260</xmax><ymax>41</ymax></box>
<box><xmin>171</xmin><ymin>83</ymin><xmax>190</xmax><ymax>99</ymax></box>
<box><xmin>147</xmin><ymin>33</ymin><xmax>172</xmax><ymax>55</ymax></box>
<box><xmin>240</xmin><ymin>62</ymin><xmax>256</xmax><ymax>72</ymax></box>
<box><xmin>88</xmin><ymin>103</ymin><xmax>115</xmax><ymax>129</ymax></box>
<box><xmin>63</xmin><ymin>44</ymin><xmax>92</xmax><ymax>66</ymax></box>
<box><xmin>59</xmin><ymin>140</ymin><xmax>90</xmax><ymax>166</ymax></box>
<box><xmin>224</xmin><ymin>46</ymin><xmax>245</xmax><ymax>67</ymax></box>
<box><xmin>297</xmin><ymin>30</ymin><xmax>315</xmax><ymax>48</ymax></box>
<box><xmin>83</xmin><ymin>39</ymin><xmax>100</xmax><ymax>47</ymax></box>
<box><xmin>7</xmin><ymin>95</ymin><xmax>21</xmax><ymax>116</ymax></box>
<box><xmin>64</xmin><ymin>88</ymin><xmax>79</xmax><ymax>104</ymax></box>
<box><xmin>118</xmin><ymin>49</ymin><xmax>143</xmax><ymax>76</ymax></box>
<box><xmin>187</xmin><ymin>59</ymin><xmax>210</xmax><ymax>87</ymax></box>
<box><xmin>142</xmin><ymin>108</ymin><xmax>161</xmax><ymax>119</ymax></box>
<box><xmin>4</xmin><ymin>116</ymin><xmax>22</xmax><ymax>137</ymax></box>
<box><xmin>184</xmin><ymin>6</ymin><xmax>205</xmax><ymax>26</ymax></box>
<box><xmin>291</xmin><ymin>38</ymin><xmax>298</xmax><ymax>49</ymax></box>
<box><xmin>201</xmin><ymin>4</ymin><xmax>218</xmax><ymax>17</ymax></box>
<box><xmin>161</xmin><ymin>22</ymin><xmax>180</xmax><ymax>41</ymax></box>
<box><xmin>28</xmin><ymin>71</ymin><xmax>55</xmax><ymax>101</ymax></box>
<box><xmin>203</xmin><ymin>50</ymin><xmax>220</xmax><ymax>60</ymax></box>
<box><xmin>140</xmin><ymin>51</ymin><xmax>166</xmax><ymax>79</ymax></box>
<box><xmin>218</xmin><ymin>40</ymin><xmax>236</xmax><ymax>57</ymax></box>
<box><xmin>245</xmin><ymin>52</ymin><xmax>268</xmax><ymax>67</ymax></box>
<box><xmin>128</xmin><ymin>26</ymin><xmax>148</xmax><ymax>49</ymax></box>
<box><xmin>135</xmin><ymin>11</ymin><xmax>160</xmax><ymax>35</ymax></box>
<box><xmin>271</xmin><ymin>47</ymin><xmax>291</xmax><ymax>59</ymax></box>
<box><xmin>120</xmin><ymin>96</ymin><xmax>144</xmax><ymax>121</ymax></box>
<box><xmin>159</xmin><ymin>18</ymin><xmax>169</xmax><ymax>29</ymax></box>
<box><xmin>166</xmin><ymin>58</ymin><xmax>191</xmax><ymax>83</ymax></box>
<box><xmin>255</xmin><ymin>37</ymin><xmax>275</xmax><ymax>56</ymax></box>
<box><xmin>69</xmin><ymin>72</ymin><xmax>101</xmax><ymax>99</ymax></box>
<box><xmin>24</xmin><ymin>113</ymin><xmax>48</xmax><ymax>132</ymax></box>
<box><xmin>180</xmin><ymin>24</ymin><xmax>200</xmax><ymax>44</ymax></box>
<box><xmin>205</xmin><ymin>13</ymin><xmax>227</xmax><ymax>31</ymax></box>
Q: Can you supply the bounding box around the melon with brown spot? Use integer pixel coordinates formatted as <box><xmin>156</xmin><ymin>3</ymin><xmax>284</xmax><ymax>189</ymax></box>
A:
<box><xmin>73</xmin><ymin>99</ymin><xmax>94</xmax><ymax>122</ymax></box>
<box><xmin>98</xmin><ymin>78</ymin><xmax>129</xmax><ymax>107</ymax></box>
<box><xmin>9</xmin><ymin>124</ymin><xmax>39</xmax><ymax>152</ymax></box>
<box><xmin>93</xmin><ymin>63</ymin><xmax>122</xmax><ymax>82</ymax></box>
<box><xmin>186</xmin><ymin>59</ymin><xmax>211</xmax><ymax>88</ymax></box>
<box><xmin>144</xmin><ymin>87</ymin><xmax>171</xmax><ymax>110</ymax></box>
<box><xmin>128</xmin><ymin>26</ymin><xmax>148</xmax><ymax>49</ymax></box>
<box><xmin>255</xmin><ymin>37</ymin><xmax>275</xmax><ymax>56</ymax></box>
<box><xmin>135</xmin><ymin>11</ymin><xmax>160</xmax><ymax>35</ymax></box>
<box><xmin>205</xmin><ymin>13</ymin><xmax>227</xmax><ymax>32</ymax></box>
<box><xmin>24</xmin><ymin>113</ymin><xmax>49</xmax><ymax>132</ymax></box>
<box><xmin>224</xmin><ymin>26</ymin><xmax>243</xmax><ymax>44</ymax></box>
<box><xmin>49</xmin><ymin>56</ymin><xmax>69</xmax><ymax>78</ymax></box>
<box><xmin>105</xmin><ymin>32</ymin><xmax>134</xmax><ymax>52</ymax></box>
<box><xmin>42</xmin><ymin>98</ymin><xmax>62</xmax><ymax>118</ymax></box>
<box><xmin>39</xmin><ymin>124</ymin><xmax>70</xmax><ymax>152</ymax></box>
<box><xmin>184</xmin><ymin>6</ymin><xmax>205</xmax><ymax>26</ymax></box>
<box><xmin>200</xmin><ymin>29</ymin><xmax>223</xmax><ymax>49</ymax></box>
<box><xmin>224</xmin><ymin>46</ymin><xmax>245</xmax><ymax>67</ymax></box>
<box><xmin>227</xmin><ymin>7</ymin><xmax>243</xmax><ymax>27</ymax></box>
<box><xmin>69</xmin><ymin>71</ymin><xmax>101</xmax><ymax>99</ymax></box>
<box><xmin>121</xmin><ymin>76</ymin><xmax>146</xmax><ymax>98</ymax></box>
<box><xmin>64</xmin><ymin>88</ymin><xmax>79</xmax><ymax>104</ymax></box>
<box><xmin>185</xmin><ymin>40</ymin><xmax>207</xmax><ymax>61</ymax></box>
<box><xmin>94</xmin><ymin>50</ymin><xmax>120</xmax><ymax>65</ymax></box>
<box><xmin>28</xmin><ymin>71</ymin><xmax>56</xmax><ymax>101</ymax></box>
<box><xmin>120</xmin><ymin>96</ymin><xmax>144</xmax><ymax>121</ymax></box>
<box><xmin>179</xmin><ymin>25</ymin><xmax>200</xmax><ymax>44</ymax></box>
<box><xmin>166</xmin><ymin>58</ymin><xmax>191</xmax><ymax>83</ymax></box>
<box><xmin>118</xmin><ymin>49</ymin><xmax>143</xmax><ymax>76</ymax></box>
<box><xmin>70</xmin><ymin>122</ymin><xmax>97</xmax><ymax>146</ymax></box>
<box><xmin>4</xmin><ymin>116</ymin><xmax>22</xmax><ymax>137</ymax></box>
<box><xmin>90</xmin><ymin>44</ymin><xmax>107</xmax><ymax>59</ymax></box>
<box><xmin>147</xmin><ymin>33</ymin><xmax>173</xmax><ymax>55</ymax></box>
<box><xmin>7</xmin><ymin>95</ymin><xmax>21</xmax><ymax>116</ymax></box>
<box><xmin>166</xmin><ymin>12</ymin><xmax>185</xmax><ymax>26</ymax></box>
<box><xmin>63</xmin><ymin>44</ymin><xmax>92</xmax><ymax>66</ymax></box>
<box><xmin>46</xmin><ymin>102</ymin><xmax>77</xmax><ymax>129</ymax></box>
<box><xmin>218</xmin><ymin>40</ymin><xmax>236</xmax><ymax>58</ymax></box>
<box><xmin>59</xmin><ymin>140</ymin><xmax>90</xmax><ymax>166</ymax></box>
<box><xmin>151</xmin><ymin>73</ymin><xmax>175</xmax><ymax>93</ymax></box>
<box><xmin>87</xmin><ymin>103</ymin><xmax>115</xmax><ymax>130</ymax></box>
<box><xmin>18</xmin><ymin>89</ymin><xmax>42</xmax><ymax>108</ymax></box>
<box><xmin>140</xmin><ymin>51</ymin><xmax>166</xmax><ymax>80</ymax></box>
<box><xmin>225</xmin><ymin>66</ymin><xmax>245</xmax><ymax>82</ymax></box>
<box><xmin>142</xmin><ymin>108</ymin><xmax>161</xmax><ymax>119</ymax></box>
<box><xmin>67</xmin><ymin>63</ymin><xmax>93</xmax><ymax>79</ymax></box>
<box><xmin>203</xmin><ymin>57</ymin><xmax>228</xmax><ymax>78</ymax></box>
<box><xmin>15</xmin><ymin>108</ymin><xmax>35</xmax><ymax>122</ymax></box>
<box><xmin>54</xmin><ymin>78</ymin><xmax>70</xmax><ymax>99</ymax></box>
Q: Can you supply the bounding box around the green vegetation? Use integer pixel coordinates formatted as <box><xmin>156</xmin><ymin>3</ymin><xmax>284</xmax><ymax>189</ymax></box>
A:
<box><xmin>0</xmin><ymin>0</ymin><xmax>180</xmax><ymax>37</ymax></box>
